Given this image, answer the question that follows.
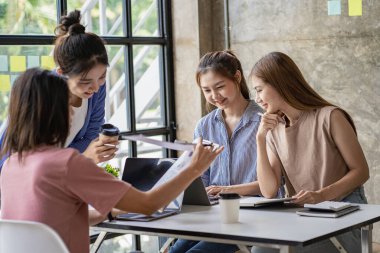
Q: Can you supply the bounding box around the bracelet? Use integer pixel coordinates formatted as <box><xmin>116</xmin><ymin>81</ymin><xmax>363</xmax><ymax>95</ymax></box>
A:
<box><xmin>107</xmin><ymin>211</ymin><xmax>114</xmax><ymax>222</ymax></box>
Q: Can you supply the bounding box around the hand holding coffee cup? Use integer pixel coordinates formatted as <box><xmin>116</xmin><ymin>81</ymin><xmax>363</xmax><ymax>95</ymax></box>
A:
<box><xmin>219</xmin><ymin>192</ymin><xmax>241</xmax><ymax>223</ymax></box>
<box><xmin>82</xmin><ymin>124</ymin><xmax>120</xmax><ymax>163</ymax></box>
<box><xmin>99</xmin><ymin>124</ymin><xmax>120</xmax><ymax>144</ymax></box>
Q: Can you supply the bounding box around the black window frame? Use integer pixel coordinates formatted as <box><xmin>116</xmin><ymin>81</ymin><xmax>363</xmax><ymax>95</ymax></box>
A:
<box><xmin>0</xmin><ymin>0</ymin><xmax>176</xmax><ymax>158</ymax></box>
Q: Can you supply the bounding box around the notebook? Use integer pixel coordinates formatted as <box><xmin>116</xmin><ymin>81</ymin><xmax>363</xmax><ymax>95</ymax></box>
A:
<box><xmin>304</xmin><ymin>201</ymin><xmax>354</xmax><ymax>212</ymax></box>
<box><xmin>239</xmin><ymin>196</ymin><xmax>295</xmax><ymax>208</ymax></box>
<box><xmin>296</xmin><ymin>201</ymin><xmax>360</xmax><ymax>218</ymax></box>
<box><xmin>117</xmin><ymin>152</ymin><xmax>192</xmax><ymax>221</ymax></box>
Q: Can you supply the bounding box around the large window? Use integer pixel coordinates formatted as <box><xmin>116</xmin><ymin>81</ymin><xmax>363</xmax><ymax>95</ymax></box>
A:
<box><xmin>0</xmin><ymin>0</ymin><xmax>176</xmax><ymax>159</ymax></box>
<box><xmin>0</xmin><ymin>0</ymin><xmax>174</xmax><ymax>252</ymax></box>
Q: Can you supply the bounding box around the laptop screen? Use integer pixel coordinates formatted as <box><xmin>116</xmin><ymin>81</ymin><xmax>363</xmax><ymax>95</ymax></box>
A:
<box><xmin>122</xmin><ymin>158</ymin><xmax>176</xmax><ymax>191</ymax></box>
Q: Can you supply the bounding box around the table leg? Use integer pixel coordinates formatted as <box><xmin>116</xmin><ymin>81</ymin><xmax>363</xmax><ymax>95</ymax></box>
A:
<box><xmin>237</xmin><ymin>245</ymin><xmax>250</xmax><ymax>253</ymax></box>
<box><xmin>361</xmin><ymin>224</ymin><xmax>373</xmax><ymax>253</ymax></box>
<box><xmin>90</xmin><ymin>231</ymin><xmax>108</xmax><ymax>253</ymax></box>
<box><xmin>279</xmin><ymin>246</ymin><xmax>294</xmax><ymax>253</ymax></box>
<box><xmin>330</xmin><ymin>237</ymin><xmax>347</xmax><ymax>253</ymax></box>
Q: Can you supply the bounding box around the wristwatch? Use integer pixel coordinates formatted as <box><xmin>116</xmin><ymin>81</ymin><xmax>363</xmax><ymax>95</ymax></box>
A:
<box><xmin>107</xmin><ymin>211</ymin><xmax>114</xmax><ymax>222</ymax></box>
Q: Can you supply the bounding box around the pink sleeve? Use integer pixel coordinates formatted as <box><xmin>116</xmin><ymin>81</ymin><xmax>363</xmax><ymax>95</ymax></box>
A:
<box><xmin>65</xmin><ymin>152</ymin><xmax>131</xmax><ymax>215</ymax></box>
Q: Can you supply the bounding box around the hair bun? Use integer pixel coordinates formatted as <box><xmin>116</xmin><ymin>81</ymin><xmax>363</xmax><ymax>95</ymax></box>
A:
<box><xmin>68</xmin><ymin>23</ymin><xmax>85</xmax><ymax>35</ymax></box>
<box><xmin>56</xmin><ymin>10</ymin><xmax>83</xmax><ymax>36</ymax></box>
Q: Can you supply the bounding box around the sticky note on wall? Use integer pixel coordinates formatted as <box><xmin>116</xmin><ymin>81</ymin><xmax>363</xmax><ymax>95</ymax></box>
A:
<box><xmin>349</xmin><ymin>0</ymin><xmax>362</xmax><ymax>16</ymax></box>
<box><xmin>328</xmin><ymin>0</ymin><xmax>341</xmax><ymax>15</ymax></box>
<box><xmin>11</xmin><ymin>75</ymin><xmax>18</xmax><ymax>85</ymax></box>
<box><xmin>0</xmin><ymin>55</ymin><xmax>8</xmax><ymax>71</ymax></box>
<box><xmin>27</xmin><ymin>56</ymin><xmax>40</xmax><ymax>68</ymax></box>
<box><xmin>0</xmin><ymin>74</ymin><xmax>11</xmax><ymax>92</ymax></box>
<box><xmin>41</xmin><ymin>56</ymin><xmax>55</xmax><ymax>70</ymax></box>
<box><xmin>10</xmin><ymin>56</ymin><xmax>26</xmax><ymax>72</ymax></box>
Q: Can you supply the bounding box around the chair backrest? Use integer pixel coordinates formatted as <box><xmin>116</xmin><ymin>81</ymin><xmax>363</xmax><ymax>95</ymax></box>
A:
<box><xmin>0</xmin><ymin>219</ymin><xmax>69</xmax><ymax>253</ymax></box>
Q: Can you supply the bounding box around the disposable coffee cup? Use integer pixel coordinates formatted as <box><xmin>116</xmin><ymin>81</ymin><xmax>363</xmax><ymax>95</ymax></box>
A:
<box><xmin>100</xmin><ymin>124</ymin><xmax>120</xmax><ymax>142</ymax></box>
<box><xmin>219</xmin><ymin>192</ymin><xmax>240</xmax><ymax>223</ymax></box>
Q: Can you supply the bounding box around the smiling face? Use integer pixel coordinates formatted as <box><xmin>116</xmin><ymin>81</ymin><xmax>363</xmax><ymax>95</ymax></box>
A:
<box><xmin>66</xmin><ymin>63</ymin><xmax>107</xmax><ymax>100</ymax></box>
<box><xmin>252</xmin><ymin>75</ymin><xmax>284</xmax><ymax>113</ymax></box>
<box><xmin>199</xmin><ymin>70</ymin><xmax>241</xmax><ymax>110</ymax></box>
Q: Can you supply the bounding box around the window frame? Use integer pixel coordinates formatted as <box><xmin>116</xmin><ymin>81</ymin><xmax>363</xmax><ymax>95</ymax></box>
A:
<box><xmin>0</xmin><ymin>0</ymin><xmax>176</xmax><ymax>158</ymax></box>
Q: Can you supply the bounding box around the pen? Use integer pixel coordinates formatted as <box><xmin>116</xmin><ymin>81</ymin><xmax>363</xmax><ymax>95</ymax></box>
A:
<box><xmin>175</xmin><ymin>139</ymin><xmax>214</xmax><ymax>147</ymax></box>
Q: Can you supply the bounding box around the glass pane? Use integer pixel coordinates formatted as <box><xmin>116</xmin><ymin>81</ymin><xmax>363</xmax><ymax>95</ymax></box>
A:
<box><xmin>137</xmin><ymin>135</ymin><xmax>165</xmax><ymax>158</ymax></box>
<box><xmin>141</xmin><ymin>235</ymin><xmax>160</xmax><ymax>253</ymax></box>
<box><xmin>109</xmin><ymin>139</ymin><xmax>130</xmax><ymax>179</ymax></box>
<box><xmin>97</xmin><ymin>234</ymin><xmax>133</xmax><ymax>253</ymax></box>
<box><xmin>67</xmin><ymin>0</ymin><xmax>125</xmax><ymax>36</ymax></box>
<box><xmin>0</xmin><ymin>0</ymin><xmax>56</xmax><ymax>35</ymax></box>
<box><xmin>106</xmin><ymin>45</ymin><xmax>129</xmax><ymax>132</ymax></box>
<box><xmin>133</xmin><ymin>45</ymin><xmax>164</xmax><ymax>130</ymax></box>
<box><xmin>0</xmin><ymin>45</ymin><xmax>55</xmax><ymax>128</ymax></box>
<box><xmin>132</xmin><ymin>0</ymin><xmax>159</xmax><ymax>37</ymax></box>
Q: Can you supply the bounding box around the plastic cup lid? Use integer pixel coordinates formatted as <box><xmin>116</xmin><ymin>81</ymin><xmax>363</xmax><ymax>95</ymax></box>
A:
<box><xmin>219</xmin><ymin>192</ymin><xmax>240</xmax><ymax>200</ymax></box>
<box><xmin>101</xmin><ymin>124</ymin><xmax>120</xmax><ymax>136</ymax></box>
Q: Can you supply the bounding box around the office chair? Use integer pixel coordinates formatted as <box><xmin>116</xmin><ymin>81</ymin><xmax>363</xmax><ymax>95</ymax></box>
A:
<box><xmin>0</xmin><ymin>219</ymin><xmax>69</xmax><ymax>253</ymax></box>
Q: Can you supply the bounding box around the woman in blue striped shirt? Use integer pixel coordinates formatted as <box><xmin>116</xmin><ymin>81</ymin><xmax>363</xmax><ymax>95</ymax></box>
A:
<box><xmin>170</xmin><ymin>50</ymin><xmax>262</xmax><ymax>253</ymax></box>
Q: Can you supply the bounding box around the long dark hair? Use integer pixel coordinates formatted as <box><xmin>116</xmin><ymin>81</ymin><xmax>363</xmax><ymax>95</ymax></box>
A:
<box><xmin>250</xmin><ymin>52</ymin><xmax>356</xmax><ymax>133</ymax></box>
<box><xmin>1</xmin><ymin>68</ymin><xmax>70</xmax><ymax>161</ymax></box>
<box><xmin>54</xmin><ymin>10</ymin><xmax>109</xmax><ymax>77</ymax></box>
<box><xmin>196</xmin><ymin>50</ymin><xmax>250</xmax><ymax>112</ymax></box>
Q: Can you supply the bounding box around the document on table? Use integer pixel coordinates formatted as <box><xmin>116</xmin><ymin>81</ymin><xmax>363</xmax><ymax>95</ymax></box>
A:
<box><xmin>121</xmin><ymin>134</ymin><xmax>219</xmax><ymax>152</ymax></box>
<box><xmin>120</xmin><ymin>134</ymin><xmax>194</xmax><ymax>151</ymax></box>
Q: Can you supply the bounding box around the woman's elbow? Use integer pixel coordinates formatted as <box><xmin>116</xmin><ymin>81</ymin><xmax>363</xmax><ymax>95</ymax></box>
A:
<box><xmin>258</xmin><ymin>181</ymin><xmax>279</xmax><ymax>199</ymax></box>
<box><xmin>262</xmin><ymin>191</ymin><xmax>278</xmax><ymax>199</ymax></box>
<box><xmin>362</xmin><ymin>170</ymin><xmax>370</xmax><ymax>184</ymax></box>
<box><xmin>259</xmin><ymin>185</ymin><xmax>279</xmax><ymax>199</ymax></box>
<box><xmin>138</xmin><ymin>196</ymin><xmax>166</xmax><ymax>215</ymax></box>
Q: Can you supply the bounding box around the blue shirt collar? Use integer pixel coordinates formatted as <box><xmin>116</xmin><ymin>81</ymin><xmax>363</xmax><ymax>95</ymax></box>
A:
<box><xmin>213</xmin><ymin>100</ymin><xmax>262</xmax><ymax>127</ymax></box>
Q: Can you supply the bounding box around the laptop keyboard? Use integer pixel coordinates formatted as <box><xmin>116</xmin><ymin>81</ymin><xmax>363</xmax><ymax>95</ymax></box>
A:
<box><xmin>208</xmin><ymin>195</ymin><xmax>219</xmax><ymax>204</ymax></box>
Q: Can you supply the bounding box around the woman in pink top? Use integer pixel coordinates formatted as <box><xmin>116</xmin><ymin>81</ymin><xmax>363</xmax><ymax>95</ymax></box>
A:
<box><xmin>251</xmin><ymin>52</ymin><xmax>369</xmax><ymax>253</ymax></box>
<box><xmin>0</xmin><ymin>68</ymin><xmax>223</xmax><ymax>253</ymax></box>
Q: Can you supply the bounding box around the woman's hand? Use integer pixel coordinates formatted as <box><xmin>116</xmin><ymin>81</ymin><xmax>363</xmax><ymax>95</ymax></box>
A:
<box><xmin>291</xmin><ymin>190</ymin><xmax>325</xmax><ymax>205</ymax></box>
<box><xmin>83</xmin><ymin>136</ymin><xmax>119</xmax><ymax>163</ymax></box>
<box><xmin>187</xmin><ymin>138</ymin><xmax>224</xmax><ymax>177</ymax></box>
<box><xmin>206</xmin><ymin>185</ymin><xmax>231</xmax><ymax>196</ymax></box>
<box><xmin>257</xmin><ymin>112</ymin><xmax>284</xmax><ymax>140</ymax></box>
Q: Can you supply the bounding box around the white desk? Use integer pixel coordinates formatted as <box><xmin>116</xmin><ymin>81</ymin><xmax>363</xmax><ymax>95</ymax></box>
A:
<box><xmin>92</xmin><ymin>204</ymin><xmax>380</xmax><ymax>253</ymax></box>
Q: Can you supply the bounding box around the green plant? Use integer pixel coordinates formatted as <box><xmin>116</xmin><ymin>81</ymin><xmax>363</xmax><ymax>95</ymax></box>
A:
<box><xmin>103</xmin><ymin>164</ymin><xmax>120</xmax><ymax>178</ymax></box>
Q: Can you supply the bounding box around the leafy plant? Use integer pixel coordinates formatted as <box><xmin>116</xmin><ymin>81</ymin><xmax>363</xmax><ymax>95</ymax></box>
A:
<box><xmin>103</xmin><ymin>164</ymin><xmax>120</xmax><ymax>178</ymax></box>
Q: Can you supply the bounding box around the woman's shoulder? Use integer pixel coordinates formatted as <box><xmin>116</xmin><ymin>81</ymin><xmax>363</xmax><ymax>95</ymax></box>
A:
<box><xmin>197</xmin><ymin>108</ymin><xmax>219</xmax><ymax>125</ymax></box>
<box><xmin>245</xmin><ymin>100</ymin><xmax>263</xmax><ymax>121</ymax></box>
<box><xmin>317</xmin><ymin>105</ymin><xmax>339</xmax><ymax>114</ymax></box>
<box><xmin>310</xmin><ymin>106</ymin><xmax>344</xmax><ymax>122</ymax></box>
<box><xmin>37</xmin><ymin>146</ymin><xmax>80</xmax><ymax>160</ymax></box>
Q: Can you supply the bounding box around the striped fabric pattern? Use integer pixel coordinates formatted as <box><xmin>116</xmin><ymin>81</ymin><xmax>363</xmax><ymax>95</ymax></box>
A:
<box><xmin>194</xmin><ymin>100</ymin><xmax>262</xmax><ymax>187</ymax></box>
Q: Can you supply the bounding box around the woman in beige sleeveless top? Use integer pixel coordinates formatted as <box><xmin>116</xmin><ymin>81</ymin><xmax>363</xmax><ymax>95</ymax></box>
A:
<box><xmin>250</xmin><ymin>52</ymin><xmax>369</xmax><ymax>253</ymax></box>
